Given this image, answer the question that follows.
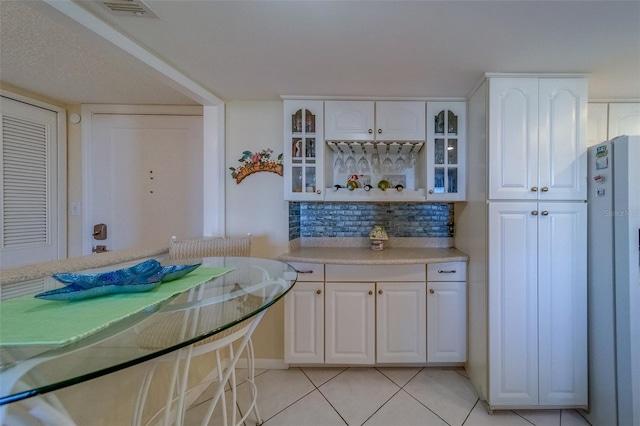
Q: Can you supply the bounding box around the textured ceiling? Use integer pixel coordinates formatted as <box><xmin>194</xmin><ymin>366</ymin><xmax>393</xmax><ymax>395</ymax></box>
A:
<box><xmin>1</xmin><ymin>0</ymin><xmax>639</xmax><ymax>105</ymax></box>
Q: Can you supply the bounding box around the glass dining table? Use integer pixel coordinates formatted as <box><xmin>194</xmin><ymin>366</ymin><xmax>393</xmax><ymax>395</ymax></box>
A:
<box><xmin>0</xmin><ymin>256</ymin><xmax>297</xmax><ymax>425</ymax></box>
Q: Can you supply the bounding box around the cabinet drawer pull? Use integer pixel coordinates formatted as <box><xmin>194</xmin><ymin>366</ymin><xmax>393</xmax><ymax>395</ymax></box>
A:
<box><xmin>437</xmin><ymin>269</ymin><xmax>457</xmax><ymax>274</ymax></box>
<box><xmin>429</xmin><ymin>289</ymin><xmax>435</xmax><ymax>294</ymax></box>
<box><xmin>368</xmin><ymin>290</ymin><xmax>373</xmax><ymax>295</ymax></box>
<box><xmin>295</xmin><ymin>269</ymin><xmax>314</xmax><ymax>274</ymax></box>
<box><xmin>316</xmin><ymin>289</ymin><xmax>322</xmax><ymax>295</ymax></box>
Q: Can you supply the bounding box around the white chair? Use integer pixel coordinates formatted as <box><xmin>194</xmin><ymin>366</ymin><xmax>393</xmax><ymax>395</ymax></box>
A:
<box><xmin>133</xmin><ymin>236</ymin><xmax>263</xmax><ymax>426</ymax></box>
<box><xmin>168</xmin><ymin>235</ymin><xmax>252</xmax><ymax>260</ymax></box>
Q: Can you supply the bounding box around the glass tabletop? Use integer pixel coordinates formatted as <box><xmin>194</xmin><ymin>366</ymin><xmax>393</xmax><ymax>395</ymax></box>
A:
<box><xmin>0</xmin><ymin>256</ymin><xmax>297</xmax><ymax>406</ymax></box>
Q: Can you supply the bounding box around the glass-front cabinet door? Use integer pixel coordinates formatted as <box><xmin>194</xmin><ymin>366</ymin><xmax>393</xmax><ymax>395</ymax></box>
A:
<box><xmin>426</xmin><ymin>102</ymin><xmax>466</xmax><ymax>201</ymax></box>
<box><xmin>284</xmin><ymin>100</ymin><xmax>324</xmax><ymax>200</ymax></box>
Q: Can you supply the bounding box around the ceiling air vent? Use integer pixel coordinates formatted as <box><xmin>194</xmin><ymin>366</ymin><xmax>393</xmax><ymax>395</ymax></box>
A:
<box><xmin>101</xmin><ymin>0</ymin><xmax>159</xmax><ymax>18</ymax></box>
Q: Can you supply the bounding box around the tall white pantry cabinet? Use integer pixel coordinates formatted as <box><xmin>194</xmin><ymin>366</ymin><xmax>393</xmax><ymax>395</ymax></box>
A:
<box><xmin>456</xmin><ymin>74</ymin><xmax>588</xmax><ymax>410</ymax></box>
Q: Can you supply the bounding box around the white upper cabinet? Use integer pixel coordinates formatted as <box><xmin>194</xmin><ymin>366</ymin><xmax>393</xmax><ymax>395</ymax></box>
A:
<box><xmin>426</xmin><ymin>102</ymin><xmax>466</xmax><ymax>201</ymax></box>
<box><xmin>375</xmin><ymin>101</ymin><xmax>426</xmax><ymax>141</ymax></box>
<box><xmin>283</xmin><ymin>100</ymin><xmax>324</xmax><ymax>201</ymax></box>
<box><xmin>325</xmin><ymin>101</ymin><xmax>425</xmax><ymax>141</ymax></box>
<box><xmin>608</xmin><ymin>103</ymin><xmax>640</xmax><ymax>138</ymax></box>
<box><xmin>488</xmin><ymin>77</ymin><xmax>587</xmax><ymax>201</ymax></box>
<box><xmin>538</xmin><ymin>78</ymin><xmax>587</xmax><ymax>201</ymax></box>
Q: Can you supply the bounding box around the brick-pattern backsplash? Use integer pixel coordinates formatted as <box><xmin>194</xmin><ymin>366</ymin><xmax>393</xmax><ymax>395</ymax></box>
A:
<box><xmin>289</xmin><ymin>202</ymin><xmax>453</xmax><ymax>240</ymax></box>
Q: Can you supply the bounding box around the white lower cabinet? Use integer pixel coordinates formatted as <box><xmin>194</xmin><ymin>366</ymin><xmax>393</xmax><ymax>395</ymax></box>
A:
<box><xmin>488</xmin><ymin>202</ymin><xmax>587</xmax><ymax>407</ymax></box>
<box><xmin>376</xmin><ymin>282</ymin><xmax>427</xmax><ymax>363</ymax></box>
<box><xmin>427</xmin><ymin>282</ymin><xmax>466</xmax><ymax>363</ymax></box>
<box><xmin>284</xmin><ymin>262</ymin><xmax>325</xmax><ymax>364</ymax></box>
<box><xmin>325</xmin><ymin>282</ymin><xmax>375</xmax><ymax>364</ymax></box>
<box><xmin>284</xmin><ymin>262</ymin><xmax>466</xmax><ymax>366</ymax></box>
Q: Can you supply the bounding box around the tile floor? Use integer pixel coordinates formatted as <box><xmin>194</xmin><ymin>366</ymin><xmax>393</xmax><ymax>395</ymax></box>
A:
<box><xmin>184</xmin><ymin>367</ymin><xmax>592</xmax><ymax>426</ymax></box>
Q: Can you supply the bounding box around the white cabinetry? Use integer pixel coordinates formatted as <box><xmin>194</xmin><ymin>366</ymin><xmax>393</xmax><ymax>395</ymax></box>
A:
<box><xmin>488</xmin><ymin>202</ymin><xmax>587</xmax><ymax>406</ymax></box>
<box><xmin>587</xmin><ymin>102</ymin><xmax>640</xmax><ymax>147</ymax></box>
<box><xmin>608</xmin><ymin>103</ymin><xmax>640</xmax><ymax>138</ymax></box>
<box><xmin>283</xmin><ymin>100</ymin><xmax>324</xmax><ymax>201</ymax></box>
<box><xmin>426</xmin><ymin>262</ymin><xmax>467</xmax><ymax>363</ymax></box>
<box><xmin>325</xmin><ymin>101</ymin><xmax>425</xmax><ymax>141</ymax></box>
<box><xmin>284</xmin><ymin>262</ymin><xmax>468</xmax><ymax>366</ymax></box>
<box><xmin>376</xmin><ymin>282</ymin><xmax>427</xmax><ymax>364</ymax></box>
<box><xmin>426</xmin><ymin>102</ymin><xmax>466</xmax><ymax>201</ymax></box>
<box><xmin>488</xmin><ymin>78</ymin><xmax>587</xmax><ymax>201</ymax></box>
<box><xmin>459</xmin><ymin>74</ymin><xmax>588</xmax><ymax>410</ymax></box>
<box><xmin>325</xmin><ymin>282</ymin><xmax>376</xmax><ymax>364</ymax></box>
<box><xmin>284</xmin><ymin>262</ymin><xmax>324</xmax><ymax>364</ymax></box>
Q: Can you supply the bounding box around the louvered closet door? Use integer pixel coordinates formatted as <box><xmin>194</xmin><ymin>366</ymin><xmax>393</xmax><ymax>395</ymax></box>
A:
<box><xmin>1</xmin><ymin>97</ymin><xmax>59</xmax><ymax>267</ymax></box>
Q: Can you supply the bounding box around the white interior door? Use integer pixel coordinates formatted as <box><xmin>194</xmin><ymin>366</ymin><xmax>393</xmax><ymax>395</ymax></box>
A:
<box><xmin>1</xmin><ymin>96</ymin><xmax>64</xmax><ymax>267</ymax></box>
<box><xmin>87</xmin><ymin>114</ymin><xmax>203</xmax><ymax>253</ymax></box>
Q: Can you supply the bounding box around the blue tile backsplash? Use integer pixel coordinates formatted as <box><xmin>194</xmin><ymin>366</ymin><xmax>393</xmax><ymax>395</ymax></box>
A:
<box><xmin>289</xmin><ymin>202</ymin><xmax>453</xmax><ymax>240</ymax></box>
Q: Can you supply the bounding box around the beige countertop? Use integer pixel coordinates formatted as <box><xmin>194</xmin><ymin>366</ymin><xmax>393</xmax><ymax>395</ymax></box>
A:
<box><xmin>278</xmin><ymin>247</ymin><xmax>468</xmax><ymax>265</ymax></box>
<box><xmin>0</xmin><ymin>246</ymin><xmax>169</xmax><ymax>286</ymax></box>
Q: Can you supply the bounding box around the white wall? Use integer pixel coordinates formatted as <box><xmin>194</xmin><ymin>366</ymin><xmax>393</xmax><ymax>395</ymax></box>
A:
<box><xmin>224</xmin><ymin>101</ymin><xmax>289</xmax><ymax>361</ymax></box>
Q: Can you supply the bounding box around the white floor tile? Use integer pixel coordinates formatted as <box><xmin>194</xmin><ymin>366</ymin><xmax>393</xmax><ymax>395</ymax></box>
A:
<box><xmin>319</xmin><ymin>368</ymin><xmax>400</xmax><ymax>426</ymax></box>
<box><xmin>263</xmin><ymin>390</ymin><xmax>346</xmax><ymax>426</ymax></box>
<box><xmin>184</xmin><ymin>388</ymin><xmax>244</xmax><ymax>426</ymax></box>
<box><xmin>403</xmin><ymin>368</ymin><xmax>478</xmax><ymax>426</ymax></box>
<box><xmin>363</xmin><ymin>389</ymin><xmax>448</xmax><ymax>426</ymax></box>
<box><xmin>464</xmin><ymin>402</ymin><xmax>531</xmax><ymax>426</ymax></box>
<box><xmin>375</xmin><ymin>367</ymin><xmax>422</xmax><ymax>387</ymax></box>
<box><xmin>236</xmin><ymin>368</ymin><xmax>315</xmax><ymax>424</ymax></box>
<box><xmin>515</xmin><ymin>409</ymin><xmax>560</xmax><ymax>426</ymax></box>
<box><xmin>301</xmin><ymin>367</ymin><xmax>347</xmax><ymax>387</ymax></box>
<box><xmin>561</xmin><ymin>409</ymin><xmax>591</xmax><ymax>426</ymax></box>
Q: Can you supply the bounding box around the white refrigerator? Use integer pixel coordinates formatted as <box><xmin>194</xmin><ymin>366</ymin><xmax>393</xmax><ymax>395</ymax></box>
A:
<box><xmin>586</xmin><ymin>135</ymin><xmax>640</xmax><ymax>426</ymax></box>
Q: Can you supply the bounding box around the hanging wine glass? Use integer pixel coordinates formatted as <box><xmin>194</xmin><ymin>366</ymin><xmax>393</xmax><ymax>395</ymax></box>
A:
<box><xmin>334</xmin><ymin>149</ymin><xmax>346</xmax><ymax>172</ymax></box>
<box><xmin>395</xmin><ymin>154</ymin><xmax>407</xmax><ymax>172</ymax></box>
<box><xmin>358</xmin><ymin>153</ymin><xmax>370</xmax><ymax>173</ymax></box>
<box><xmin>381</xmin><ymin>148</ymin><xmax>394</xmax><ymax>173</ymax></box>
<box><xmin>345</xmin><ymin>149</ymin><xmax>358</xmax><ymax>174</ymax></box>
<box><xmin>371</xmin><ymin>150</ymin><xmax>381</xmax><ymax>174</ymax></box>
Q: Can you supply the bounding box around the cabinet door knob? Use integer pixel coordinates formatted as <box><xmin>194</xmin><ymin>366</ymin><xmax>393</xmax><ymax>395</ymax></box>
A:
<box><xmin>316</xmin><ymin>289</ymin><xmax>321</xmax><ymax>295</ymax></box>
<box><xmin>368</xmin><ymin>129</ymin><xmax>373</xmax><ymax>134</ymax></box>
<box><xmin>378</xmin><ymin>289</ymin><xmax>383</xmax><ymax>295</ymax></box>
<box><xmin>531</xmin><ymin>186</ymin><xmax>538</xmax><ymax>192</ymax></box>
<box><xmin>541</xmin><ymin>211</ymin><xmax>549</xmax><ymax>216</ymax></box>
<box><xmin>368</xmin><ymin>290</ymin><xmax>373</xmax><ymax>295</ymax></box>
<box><xmin>316</xmin><ymin>189</ymin><xmax>321</xmax><ymax>195</ymax></box>
<box><xmin>532</xmin><ymin>210</ymin><xmax>539</xmax><ymax>215</ymax></box>
<box><xmin>429</xmin><ymin>289</ymin><xmax>435</xmax><ymax>294</ymax></box>
<box><xmin>541</xmin><ymin>187</ymin><xmax>549</xmax><ymax>192</ymax></box>
<box><xmin>377</xmin><ymin>129</ymin><xmax>382</xmax><ymax>134</ymax></box>
<box><xmin>428</xmin><ymin>189</ymin><xmax>434</xmax><ymax>194</ymax></box>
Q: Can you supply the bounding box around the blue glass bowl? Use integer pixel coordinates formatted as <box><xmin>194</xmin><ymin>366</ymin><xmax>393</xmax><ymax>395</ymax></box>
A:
<box><xmin>36</xmin><ymin>261</ymin><xmax>202</xmax><ymax>301</ymax></box>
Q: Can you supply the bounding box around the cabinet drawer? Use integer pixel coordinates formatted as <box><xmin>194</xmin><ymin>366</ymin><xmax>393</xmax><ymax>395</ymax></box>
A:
<box><xmin>427</xmin><ymin>262</ymin><xmax>466</xmax><ymax>281</ymax></box>
<box><xmin>287</xmin><ymin>262</ymin><xmax>325</xmax><ymax>282</ymax></box>
<box><xmin>326</xmin><ymin>264</ymin><xmax>425</xmax><ymax>282</ymax></box>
